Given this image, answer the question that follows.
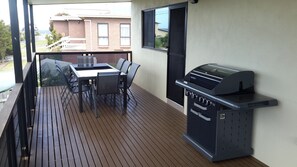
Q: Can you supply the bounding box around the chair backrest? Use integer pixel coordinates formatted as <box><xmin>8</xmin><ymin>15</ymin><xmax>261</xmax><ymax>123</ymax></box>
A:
<box><xmin>121</xmin><ymin>60</ymin><xmax>131</xmax><ymax>73</ymax></box>
<box><xmin>126</xmin><ymin>63</ymin><xmax>140</xmax><ymax>88</ymax></box>
<box><xmin>56</xmin><ymin>63</ymin><xmax>71</xmax><ymax>80</ymax></box>
<box><xmin>96</xmin><ymin>71</ymin><xmax>120</xmax><ymax>95</ymax></box>
<box><xmin>56</xmin><ymin>66</ymin><xmax>72</xmax><ymax>90</ymax></box>
<box><xmin>77</xmin><ymin>55</ymin><xmax>94</xmax><ymax>67</ymax></box>
<box><xmin>115</xmin><ymin>58</ymin><xmax>126</xmax><ymax>70</ymax></box>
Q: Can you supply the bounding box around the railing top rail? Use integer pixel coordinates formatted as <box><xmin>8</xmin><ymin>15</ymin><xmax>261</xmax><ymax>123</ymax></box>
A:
<box><xmin>67</xmin><ymin>38</ymin><xmax>86</xmax><ymax>41</ymax></box>
<box><xmin>47</xmin><ymin>38</ymin><xmax>64</xmax><ymax>49</ymax></box>
<box><xmin>0</xmin><ymin>83</ymin><xmax>22</xmax><ymax>138</ymax></box>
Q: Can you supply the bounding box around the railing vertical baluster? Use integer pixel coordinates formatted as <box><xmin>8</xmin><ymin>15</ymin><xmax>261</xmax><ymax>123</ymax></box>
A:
<box><xmin>6</xmin><ymin>118</ymin><xmax>17</xmax><ymax>167</ymax></box>
<box><xmin>39</xmin><ymin>54</ymin><xmax>43</xmax><ymax>87</ymax></box>
<box><xmin>17</xmin><ymin>88</ymin><xmax>29</xmax><ymax>157</ymax></box>
<box><xmin>24</xmin><ymin>77</ymin><xmax>32</xmax><ymax>127</ymax></box>
<box><xmin>30</xmin><ymin>66</ymin><xmax>36</xmax><ymax>110</ymax></box>
<box><xmin>33</xmin><ymin>57</ymin><xmax>38</xmax><ymax>97</ymax></box>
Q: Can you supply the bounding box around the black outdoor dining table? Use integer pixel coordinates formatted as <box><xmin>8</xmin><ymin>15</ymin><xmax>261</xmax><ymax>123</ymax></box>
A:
<box><xmin>69</xmin><ymin>63</ymin><xmax>127</xmax><ymax>113</ymax></box>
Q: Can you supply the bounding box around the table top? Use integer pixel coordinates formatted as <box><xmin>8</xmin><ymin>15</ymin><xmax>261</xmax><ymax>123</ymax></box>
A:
<box><xmin>70</xmin><ymin>63</ymin><xmax>124</xmax><ymax>79</ymax></box>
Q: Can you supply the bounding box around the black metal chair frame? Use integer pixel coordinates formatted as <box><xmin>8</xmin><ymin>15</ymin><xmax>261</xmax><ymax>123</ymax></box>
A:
<box><xmin>57</xmin><ymin>66</ymin><xmax>91</xmax><ymax>111</ymax></box>
<box><xmin>121</xmin><ymin>63</ymin><xmax>140</xmax><ymax>105</ymax></box>
<box><xmin>115</xmin><ymin>58</ymin><xmax>126</xmax><ymax>71</ymax></box>
<box><xmin>55</xmin><ymin>63</ymin><xmax>77</xmax><ymax>96</ymax></box>
<box><xmin>92</xmin><ymin>71</ymin><xmax>121</xmax><ymax>117</ymax></box>
<box><xmin>120</xmin><ymin>60</ymin><xmax>131</xmax><ymax>74</ymax></box>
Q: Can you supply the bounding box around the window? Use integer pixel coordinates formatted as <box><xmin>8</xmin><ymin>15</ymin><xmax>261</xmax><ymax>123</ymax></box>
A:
<box><xmin>142</xmin><ymin>10</ymin><xmax>154</xmax><ymax>48</ymax></box>
<box><xmin>120</xmin><ymin>23</ymin><xmax>131</xmax><ymax>46</ymax></box>
<box><xmin>98</xmin><ymin>23</ymin><xmax>109</xmax><ymax>46</ymax></box>
<box><xmin>142</xmin><ymin>7</ymin><xmax>169</xmax><ymax>50</ymax></box>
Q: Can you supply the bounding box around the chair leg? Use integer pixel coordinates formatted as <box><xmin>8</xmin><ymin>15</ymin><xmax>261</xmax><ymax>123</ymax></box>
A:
<box><xmin>61</xmin><ymin>88</ymin><xmax>69</xmax><ymax>110</ymax></box>
<box><xmin>128</xmin><ymin>88</ymin><xmax>137</xmax><ymax>105</ymax></box>
<box><xmin>62</xmin><ymin>90</ymin><xmax>72</xmax><ymax>111</ymax></box>
<box><xmin>92</xmin><ymin>87</ymin><xmax>98</xmax><ymax>118</ymax></box>
<box><xmin>113</xmin><ymin>94</ymin><xmax>116</xmax><ymax>107</ymax></box>
<box><xmin>61</xmin><ymin>85</ymin><xmax>67</xmax><ymax>99</ymax></box>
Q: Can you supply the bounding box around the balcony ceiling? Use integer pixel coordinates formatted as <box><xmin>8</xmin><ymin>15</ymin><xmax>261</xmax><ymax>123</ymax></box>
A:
<box><xmin>28</xmin><ymin>0</ymin><xmax>131</xmax><ymax>5</ymax></box>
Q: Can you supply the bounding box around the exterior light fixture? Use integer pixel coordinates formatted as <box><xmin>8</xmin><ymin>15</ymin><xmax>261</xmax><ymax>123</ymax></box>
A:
<box><xmin>189</xmin><ymin>0</ymin><xmax>198</xmax><ymax>4</ymax></box>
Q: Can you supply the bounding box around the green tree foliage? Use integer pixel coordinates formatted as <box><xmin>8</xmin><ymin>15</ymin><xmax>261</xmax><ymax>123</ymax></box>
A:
<box><xmin>45</xmin><ymin>29</ymin><xmax>62</xmax><ymax>46</ymax></box>
<box><xmin>155</xmin><ymin>33</ymin><xmax>168</xmax><ymax>50</ymax></box>
<box><xmin>0</xmin><ymin>20</ymin><xmax>12</xmax><ymax>63</ymax></box>
<box><xmin>45</xmin><ymin>13</ymin><xmax>69</xmax><ymax>48</ymax></box>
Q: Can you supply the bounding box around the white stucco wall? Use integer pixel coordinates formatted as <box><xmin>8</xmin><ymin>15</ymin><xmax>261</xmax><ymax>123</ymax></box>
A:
<box><xmin>132</xmin><ymin>0</ymin><xmax>297</xmax><ymax>166</ymax></box>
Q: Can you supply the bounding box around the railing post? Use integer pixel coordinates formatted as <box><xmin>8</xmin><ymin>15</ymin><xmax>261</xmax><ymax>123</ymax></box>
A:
<box><xmin>6</xmin><ymin>118</ymin><xmax>17</xmax><ymax>167</ymax></box>
<box><xmin>23</xmin><ymin>0</ymin><xmax>32</xmax><ymax>62</ymax></box>
<box><xmin>30</xmin><ymin>5</ymin><xmax>36</xmax><ymax>53</ymax></box>
<box><xmin>9</xmin><ymin>0</ymin><xmax>29</xmax><ymax>158</ymax></box>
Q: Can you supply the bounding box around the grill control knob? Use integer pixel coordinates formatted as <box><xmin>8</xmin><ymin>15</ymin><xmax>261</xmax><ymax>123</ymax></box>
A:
<box><xmin>201</xmin><ymin>98</ymin><xmax>205</xmax><ymax>104</ymax></box>
<box><xmin>185</xmin><ymin>91</ymin><xmax>190</xmax><ymax>96</ymax></box>
<box><xmin>191</xmin><ymin>94</ymin><xmax>197</xmax><ymax>99</ymax></box>
<box><xmin>198</xmin><ymin>97</ymin><xmax>203</xmax><ymax>102</ymax></box>
<box><xmin>205</xmin><ymin>100</ymin><xmax>210</xmax><ymax>106</ymax></box>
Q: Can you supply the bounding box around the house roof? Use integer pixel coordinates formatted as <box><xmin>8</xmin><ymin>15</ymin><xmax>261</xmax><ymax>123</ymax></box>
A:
<box><xmin>50</xmin><ymin>16</ymin><xmax>82</xmax><ymax>21</ymax></box>
<box><xmin>78</xmin><ymin>15</ymin><xmax>130</xmax><ymax>19</ymax></box>
<box><xmin>50</xmin><ymin>15</ymin><xmax>130</xmax><ymax>21</ymax></box>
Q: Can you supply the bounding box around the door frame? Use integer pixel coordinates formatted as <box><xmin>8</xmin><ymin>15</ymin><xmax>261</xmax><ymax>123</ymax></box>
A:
<box><xmin>166</xmin><ymin>2</ymin><xmax>188</xmax><ymax>106</ymax></box>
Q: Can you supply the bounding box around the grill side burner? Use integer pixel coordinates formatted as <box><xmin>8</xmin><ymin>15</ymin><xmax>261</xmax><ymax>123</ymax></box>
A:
<box><xmin>176</xmin><ymin>64</ymin><xmax>277</xmax><ymax>162</ymax></box>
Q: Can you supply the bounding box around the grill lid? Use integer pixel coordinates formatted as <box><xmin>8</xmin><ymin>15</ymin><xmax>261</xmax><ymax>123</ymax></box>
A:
<box><xmin>184</xmin><ymin>64</ymin><xmax>254</xmax><ymax>95</ymax></box>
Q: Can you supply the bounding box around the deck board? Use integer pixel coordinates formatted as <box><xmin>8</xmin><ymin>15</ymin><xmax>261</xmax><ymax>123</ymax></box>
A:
<box><xmin>28</xmin><ymin>84</ymin><xmax>268</xmax><ymax>167</ymax></box>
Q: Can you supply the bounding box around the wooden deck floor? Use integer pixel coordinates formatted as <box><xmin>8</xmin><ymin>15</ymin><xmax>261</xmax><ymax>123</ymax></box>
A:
<box><xmin>27</xmin><ymin>85</ymin><xmax>267</xmax><ymax>167</ymax></box>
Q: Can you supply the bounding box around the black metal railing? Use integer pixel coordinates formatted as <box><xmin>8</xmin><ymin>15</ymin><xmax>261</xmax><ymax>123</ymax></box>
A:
<box><xmin>0</xmin><ymin>54</ymin><xmax>38</xmax><ymax>167</ymax></box>
<box><xmin>36</xmin><ymin>51</ymin><xmax>132</xmax><ymax>87</ymax></box>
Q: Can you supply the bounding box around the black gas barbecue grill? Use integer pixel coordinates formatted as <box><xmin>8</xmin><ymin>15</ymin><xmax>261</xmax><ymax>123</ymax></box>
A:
<box><xmin>176</xmin><ymin>64</ymin><xmax>277</xmax><ymax>162</ymax></box>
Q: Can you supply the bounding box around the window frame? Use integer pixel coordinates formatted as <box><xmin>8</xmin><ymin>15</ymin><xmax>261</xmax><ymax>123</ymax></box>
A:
<box><xmin>142</xmin><ymin>9</ymin><xmax>155</xmax><ymax>50</ymax></box>
<box><xmin>142</xmin><ymin>7</ymin><xmax>169</xmax><ymax>52</ymax></box>
<box><xmin>120</xmin><ymin>23</ymin><xmax>131</xmax><ymax>46</ymax></box>
<box><xmin>97</xmin><ymin>23</ymin><xmax>109</xmax><ymax>46</ymax></box>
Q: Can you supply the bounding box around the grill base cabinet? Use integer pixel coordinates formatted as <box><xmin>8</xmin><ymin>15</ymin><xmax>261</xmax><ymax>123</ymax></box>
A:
<box><xmin>185</xmin><ymin>97</ymin><xmax>254</xmax><ymax>161</ymax></box>
<box><xmin>176</xmin><ymin>64</ymin><xmax>278</xmax><ymax>162</ymax></box>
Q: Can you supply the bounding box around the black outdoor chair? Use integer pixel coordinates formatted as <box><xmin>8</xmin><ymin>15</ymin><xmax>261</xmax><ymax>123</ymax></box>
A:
<box><xmin>77</xmin><ymin>55</ymin><xmax>95</xmax><ymax>67</ymax></box>
<box><xmin>120</xmin><ymin>60</ymin><xmax>131</xmax><ymax>74</ymax></box>
<box><xmin>56</xmin><ymin>63</ymin><xmax>77</xmax><ymax>84</ymax></box>
<box><xmin>57</xmin><ymin>66</ymin><xmax>91</xmax><ymax>111</ymax></box>
<box><xmin>92</xmin><ymin>71</ymin><xmax>121</xmax><ymax>117</ymax></box>
<box><xmin>115</xmin><ymin>58</ymin><xmax>126</xmax><ymax>71</ymax></box>
<box><xmin>120</xmin><ymin>62</ymin><xmax>140</xmax><ymax>105</ymax></box>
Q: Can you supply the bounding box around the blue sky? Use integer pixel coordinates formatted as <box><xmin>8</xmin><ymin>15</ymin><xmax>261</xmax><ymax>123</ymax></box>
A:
<box><xmin>155</xmin><ymin>7</ymin><xmax>169</xmax><ymax>29</ymax></box>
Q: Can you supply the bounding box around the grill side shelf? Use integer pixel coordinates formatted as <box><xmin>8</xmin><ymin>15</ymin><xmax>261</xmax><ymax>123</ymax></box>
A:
<box><xmin>176</xmin><ymin>79</ymin><xmax>278</xmax><ymax>110</ymax></box>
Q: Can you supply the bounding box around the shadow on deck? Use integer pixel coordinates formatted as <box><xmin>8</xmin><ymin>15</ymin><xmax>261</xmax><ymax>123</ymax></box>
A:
<box><xmin>27</xmin><ymin>84</ymin><xmax>267</xmax><ymax>167</ymax></box>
